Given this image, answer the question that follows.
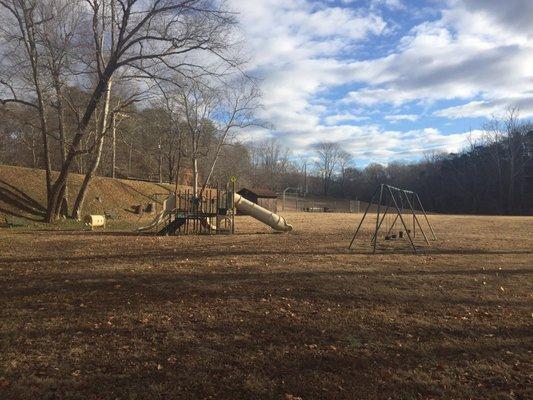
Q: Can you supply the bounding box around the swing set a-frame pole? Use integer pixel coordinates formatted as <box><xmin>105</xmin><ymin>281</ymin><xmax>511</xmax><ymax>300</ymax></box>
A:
<box><xmin>371</xmin><ymin>202</ymin><xmax>390</xmax><ymax>243</ymax></box>
<box><xmin>349</xmin><ymin>185</ymin><xmax>380</xmax><ymax>249</ymax></box>
<box><xmin>349</xmin><ymin>184</ymin><xmax>435</xmax><ymax>254</ymax></box>
<box><xmin>386</xmin><ymin>186</ymin><xmax>418</xmax><ymax>254</ymax></box>
<box><xmin>372</xmin><ymin>185</ymin><xmax>384</xmax><ymax>254</ymax></box>
<box><xmin>402</xmin><ymin>190</ymin><xmax>430</xmax><ymax>245</ymax></box>
<box><xmin>415</xmin><ymin>193</ymin><xmax>437</xmax><ymax>240</ymax></box>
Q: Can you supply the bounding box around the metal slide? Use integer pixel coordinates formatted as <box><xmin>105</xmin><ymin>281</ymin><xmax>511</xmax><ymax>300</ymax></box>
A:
<box><xmin>234</xmin><ymin>193</ymin><xmax>293</xmax><ymax>232</ymax></box>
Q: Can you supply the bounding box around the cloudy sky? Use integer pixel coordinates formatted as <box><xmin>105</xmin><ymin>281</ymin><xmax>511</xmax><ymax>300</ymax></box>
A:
<box><xmin>228</xmin><ymin>0</ymin><xmax>533</xmax><ymax>165</ymax></box>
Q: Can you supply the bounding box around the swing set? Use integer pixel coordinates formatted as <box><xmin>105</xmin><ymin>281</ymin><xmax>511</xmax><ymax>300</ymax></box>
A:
<box><xmin>349</xmin><ymin>184</ymin><xmax>437</xmax><ymax>254</ymax></box>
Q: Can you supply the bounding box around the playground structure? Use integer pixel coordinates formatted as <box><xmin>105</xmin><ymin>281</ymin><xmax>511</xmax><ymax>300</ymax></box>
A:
<box><xmin>137</xmin><ymin>183</ymin><xmax>293</xmax><ymax>235</ymax></box>
<box><xmin>349</xmin><ymin>184</ymin><xmax>436</xmax><ymax>254</ymax></box>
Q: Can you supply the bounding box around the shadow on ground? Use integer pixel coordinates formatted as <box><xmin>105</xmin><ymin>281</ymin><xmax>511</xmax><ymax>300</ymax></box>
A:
<box><xmin>0</xmin><ymin>179</ymin><xmax>46</xmax><ymax>221</ymax></box>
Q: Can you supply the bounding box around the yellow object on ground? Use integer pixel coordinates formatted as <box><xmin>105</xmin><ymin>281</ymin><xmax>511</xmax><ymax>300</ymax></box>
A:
<box><xmin>84</xmin><ymin>215</ymin><xmax>106</xmax><ymax>229</ymax></box>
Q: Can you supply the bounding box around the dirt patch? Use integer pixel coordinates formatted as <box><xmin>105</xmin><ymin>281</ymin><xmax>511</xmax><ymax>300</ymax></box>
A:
<box><xmin>0</xmin><ymin>213</ymin><xmax>532</xmax><ymax>399</ymax></box>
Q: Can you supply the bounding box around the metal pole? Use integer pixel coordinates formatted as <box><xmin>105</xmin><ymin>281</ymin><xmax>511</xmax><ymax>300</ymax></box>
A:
<box><xmin>282</xmin><ymin>187</ymin><xmax>299</xmax><ymax>211</ymax></box>
<box><xmin>403</xmin><ymin>190</ymin><xmax>430</xmax><ymax>245</ymax></box>
<box><xmin>415</xmin><ymin>193</ymin><xmax>437</xmax><ymax>240</ymax></box>
<box><xmin>385</xmin><ymin>214</ymin><xmax>400</xmax><ymax>237</ymax></box>
<box><xmin>216</xmin><ymin>184</ymin><xmax>220</xmax><ymax>233</ymax></box>
<box><xmin>387</xmin><ymin>186</ymin><xmax>417</xmax><ymax>254</ymax></box>
<box><xmin>412</xmin><ymin>193</ymin><xmax>415</xmax><ymax>237</ymax></box>
<box><xmin>348</xmin><ymin>186</ymin><xmax>379</xmax><ymax>249</ymax></box>
<box><xmin>231</xmin><ymin>179</ymin><xmax>235</xmax><ymax>234</ymax></box>
<box><xmin>373</xmin><ymin>185</ymin><xmax>384</xmax><ymax>254</ymax></box>
<box><xmin>371</xmin><ymin>203</ymin><xmax>390</xmax><ymax>243</ymax></box>
<box><xmin>158</xmin><ymin>141</ymin><xmax>162</xmax><ymax>184</ymax></box>
<box><xmin>304</xmin><ymin>162</ymin><xmax>308</xmax><ymax>195</ymax></box>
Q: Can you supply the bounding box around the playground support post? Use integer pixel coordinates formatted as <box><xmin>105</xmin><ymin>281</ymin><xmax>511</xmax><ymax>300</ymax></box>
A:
<box><xmin>416</xmin><ymin>193</ymin><xmax>437</xmax><ymax>240</ymax></box>
<box><xmin>386</xmin><ymin>186</ymin><xmax>417</xmax><ymax>254</ymax></box>
<box><xmin>349</xmin><ymin>185</ymin><xmax>379</xmax><ymax>249</ymax></box>
<box><xmin>371</xmin><ymin>202</ymin><xmax>390</xmax><ymax>243</ymax></box>
<box><xmin>402</xmin><ymin>191</ymin><xmax>430</xmax><ymax>245</ymax></box>
<box><xmin>231</xmin><ymin>179</ymin><xmax>236</xmax><ymax>234</ymax></box>
<box><xmin>373</xmin><ymin>184</ymin><xmax>384</xmax><ymax>254</ymax></box>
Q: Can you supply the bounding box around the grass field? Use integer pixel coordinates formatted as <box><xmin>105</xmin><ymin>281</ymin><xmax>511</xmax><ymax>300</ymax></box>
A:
<box><xmin>1</xmin><ymin>212</ymin><xmax>532</xmax><ymax>399</ymax></box>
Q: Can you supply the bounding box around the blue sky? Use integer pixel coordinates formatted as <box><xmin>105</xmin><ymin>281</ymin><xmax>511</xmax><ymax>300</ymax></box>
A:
<box><xmin>228</xmin><ymin>0</ymin><xmax>533</xmax><ymax>166</ymax></box>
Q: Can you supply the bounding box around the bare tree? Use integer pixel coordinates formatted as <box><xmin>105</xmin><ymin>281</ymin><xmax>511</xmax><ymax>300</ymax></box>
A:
<box><xmin>502</xmin><ymin>108</ymin><xmax>523</xmax><ymax>211</ymax></box>
<box><xmin>174</xmin><ymin>78</ymin><xmax>216</xmax><ymax>195</ymax></box>
<box><xmin>199</xmin><ymin>78</ymin><xmax>261</xmax><ymax>196</ymax></box>
<box><xmin>253</xmin><ymin>138</ymin><xmax>290</xmax><ymax>190</ymax></box>
<box><xmin>0</xmin><ymin>0</ymin><xmax>54</xmax><ymax>198</ymax></box>
<box><xmin>1</xmin><ymin>0</ymin><xmax>241</xmax><ymax>221</ymax></box>
<box><xmin>482</xmin><ymin>116</ymin><xmax>505</xmax><ymax>210</ymax></box>
<box><xmin>338</xmin><ymin>149</ymin><xmax>352</xmax><ymax>193</ymax></box>
<box><xmin>482</xmin><ymin>108</ymin><xmax>531</xmax><ymax>212</ymax></box>
<box><xmin>314</xmin><ymin>141</ymin><xmax>342</xmax><ymax>195</ymax></box>
<box><xmin>37</xmin><ymin>0</ymin><xmax>83</xmax><ymax>215</ymax></box>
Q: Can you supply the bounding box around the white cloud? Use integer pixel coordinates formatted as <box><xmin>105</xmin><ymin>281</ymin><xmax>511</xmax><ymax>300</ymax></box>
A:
<box><xmin>435</xmin><ymin>95</ymin><xmax>533</xmax><ymax>119</ymax></box>
<box><xmin>341</xmin><ymin>23</ymin><xmax>533</xmax><ymax>107</ymax></box>
<box><xmin>229</xmin><ymin>0</ymin><xmax>388</xmax><ymax>137</ymax></box>
<box><xmin>385</xmin><ymin>114</ymin><xmax>419</xmax><ymax>122</ymax></box>
<box><xmin>228</xmin><ymin>0</ymin><xmax>533</xmax><ymax>163</ymax></box>
<box><xmin>324</xmin><ymin>113</ymin><xmax>370</xmax><ymax>125</ymax></box>
<box><xmin>371</xmin><ymin>0</ymin><xmax>405</xmax><ymax>10</ymax></box>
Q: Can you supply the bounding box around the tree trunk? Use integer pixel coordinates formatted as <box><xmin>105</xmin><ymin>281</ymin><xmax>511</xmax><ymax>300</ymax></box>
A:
<box><xmin>111</xmin><ymin>114</ymin><xmax>116</xmax><ymax>178</ymax></box>
<box><xmin>71</xmin><ymin>80</ymin><xmax>113</xmax><ymax>220</ymax></box>
<box><xmin>128</xmin><ymin>142</ymin><xmax>132</xmax><ymax>176</ymax></box>
<box><xmin>173</xmin><ymin>135</ymin><xmax>182</xmax><ymax>197</ymax></box>
<box><xmin>508</xmin><ymin>156</ymin><xmax>515</xmax><ymax>213</ymax></box>
<box><xmin>71</xmin><ymin>135</ymin><xmax>106</xmax><ymax>220</ymax></box>
<box><xmin>158</xmin><ymin>139</ymin><xmax>163</xmax><ymax>183</ymax></box>
<box><xmin>31</xmin><ymin>138</ymin><xmax>37</xmax><ymax>168</ymax></box>
<box><xmin>192</xmin><ymin>156</ymin><xmax>199</xmax><ymax>197</ymax></box>
<box><xmin>20</xmin><ymin>4</ymin><xmax>53</xmax><ymax>203</ymax></box>
<box><xmin>199</xmin><ymin>126</ymin><xmax>232</xmax><ymax>197</ymax></box>
<box><xmin>45</xmin><ymin>70</ymin><xmax>113</xmax><ymax>222</ymax></box>
<box><xmin>52</xmin><ymin>75</ymin><xmax>70</xmax><ymax>217</ymax></box>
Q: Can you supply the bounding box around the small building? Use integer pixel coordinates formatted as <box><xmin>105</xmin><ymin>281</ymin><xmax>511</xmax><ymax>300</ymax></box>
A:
<box><xmin>237</xmin><ymin>187</ymin><xmax>278</xmax><ymax>213</ymax></box>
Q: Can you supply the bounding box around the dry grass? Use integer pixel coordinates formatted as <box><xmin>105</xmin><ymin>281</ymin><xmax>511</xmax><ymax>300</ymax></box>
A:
<box><xmin>0</xmin><ymin>164</ymin><xmax>180</xmax><ymax>221</ymax></box>
<box><xmin>0</xmin><ymin>212</ymin><xmax>532</xmax><ymax>399</ymax></box>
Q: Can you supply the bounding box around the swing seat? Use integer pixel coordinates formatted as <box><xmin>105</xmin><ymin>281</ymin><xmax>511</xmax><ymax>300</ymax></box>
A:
<box><xmin>391</xmin><ymin>234</ymin><xmax>397</xmax><ymax>239</ymax></box>
<box><xmin>384</xmin><ymin>235</ymin><xmax>391</xmax><ymax>240</ymax></box>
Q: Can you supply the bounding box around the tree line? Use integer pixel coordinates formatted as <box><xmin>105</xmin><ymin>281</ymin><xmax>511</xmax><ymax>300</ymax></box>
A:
<box><xmin>225</xmin><ymin>109</ymin><xmax>533</xmax><ymax>216</ymax></box>
<box><xmin>3</xmin><ymin>104</ymin><xmax>532</xmax><ymax>215</ymax></box>
<box><xmin>306</xmin><ymin>110</ymin><xmax>532</xmax><ymax>215</ymax></box>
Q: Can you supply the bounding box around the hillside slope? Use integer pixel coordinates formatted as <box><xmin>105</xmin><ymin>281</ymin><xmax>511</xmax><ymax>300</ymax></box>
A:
<box><xmin>0</xmin><ymin>165</ymin><xmax>181</xmax><ymax>222</ymax></box>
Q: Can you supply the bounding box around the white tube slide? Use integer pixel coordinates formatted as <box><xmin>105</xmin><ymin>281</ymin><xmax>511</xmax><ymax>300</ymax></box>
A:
<box><xmin>136</xmin><ymin>196</ymin><xmax>175</xmax><ymax>232</ymax></box>
<box><xmin>136</xmin><ymin>210</ymin><xmax>168</xmax><ymax>232</ymax></box>
<box><xmin>234</xmin><ymin>193</ymin><xmax>293</xmax><ymax>232</ymax></box>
